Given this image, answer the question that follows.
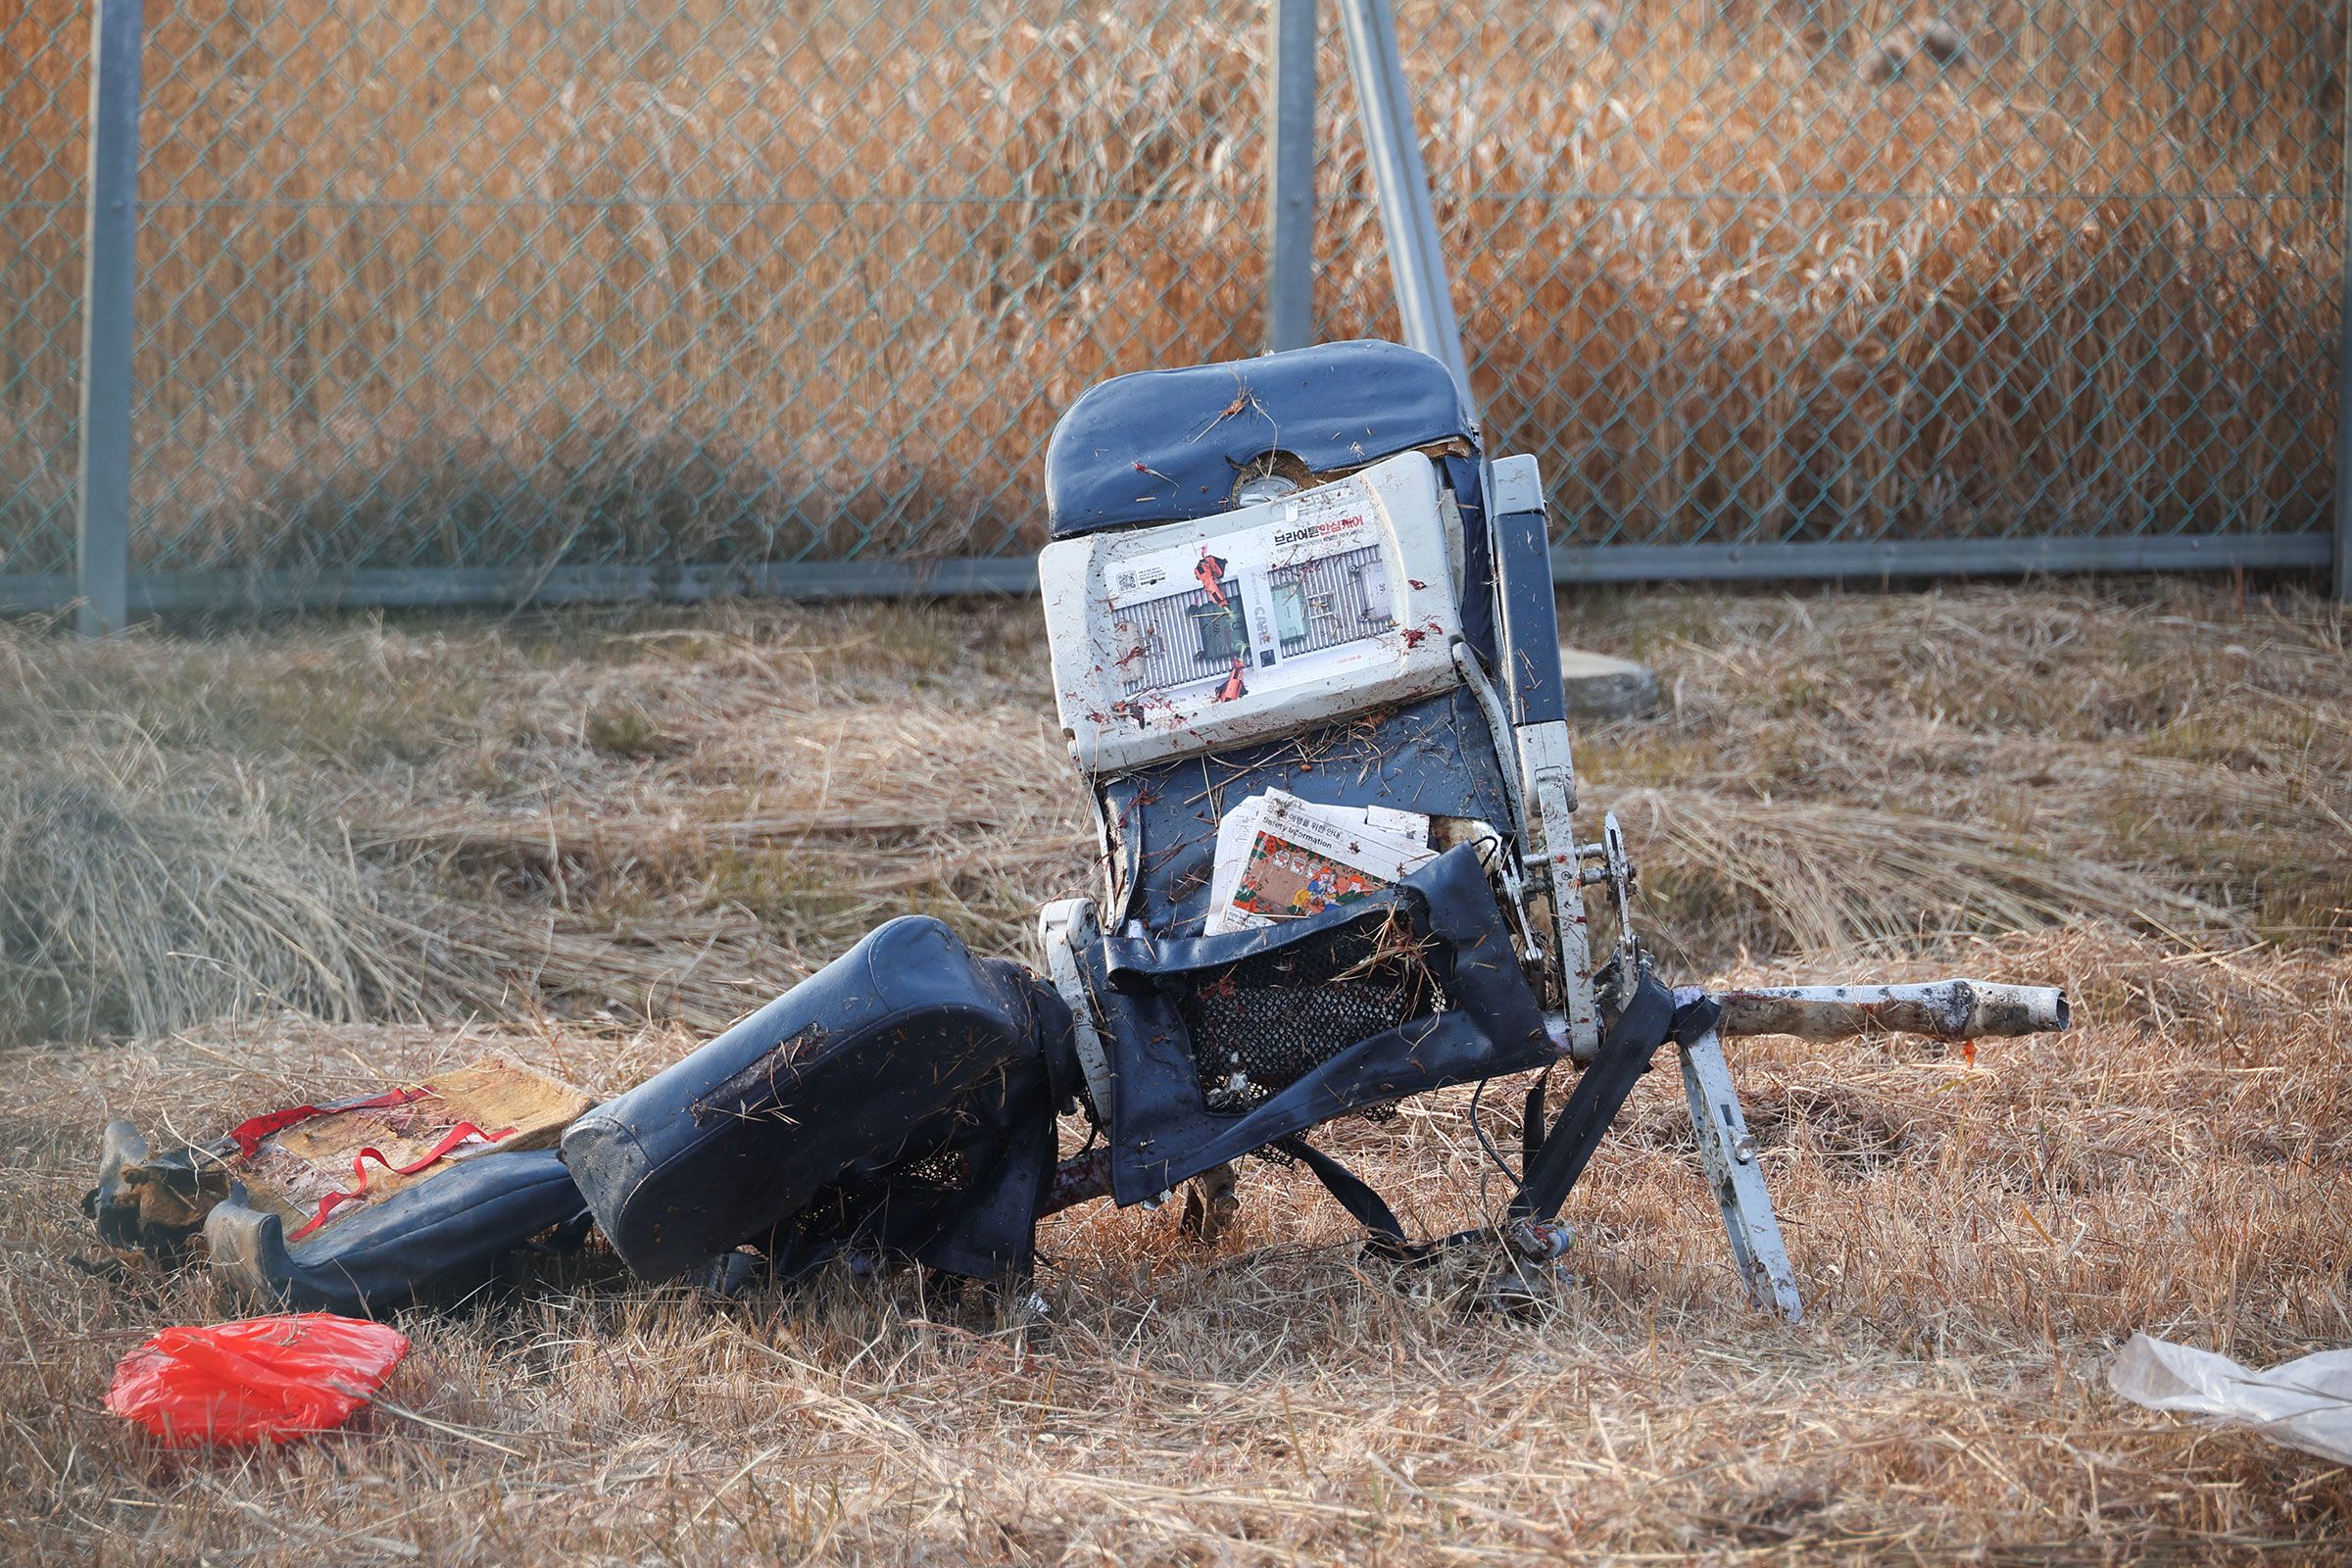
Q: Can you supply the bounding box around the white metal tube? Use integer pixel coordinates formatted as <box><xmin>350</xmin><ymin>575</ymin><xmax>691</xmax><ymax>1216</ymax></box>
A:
<box><xmin>1264</xmin><ymin>0</ymin><xmax>1317</xmax><ymax>354</ymax></box>
<box><xmin>1713</xmin><ymin>981</ymin><xmax>2070</xmax><ymax>1043</ymax></box>
<box><xmin>1334</xmin><ymin>0</ymin><xmax>1474</xmax><ymax>408</ymax></box>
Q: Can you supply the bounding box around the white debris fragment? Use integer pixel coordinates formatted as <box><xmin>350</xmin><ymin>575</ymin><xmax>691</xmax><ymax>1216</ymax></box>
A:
<box><xmin>2108</xmin><ymin>1333</ymin><xmax>2352</xmax><ymax>1464</ymax></box>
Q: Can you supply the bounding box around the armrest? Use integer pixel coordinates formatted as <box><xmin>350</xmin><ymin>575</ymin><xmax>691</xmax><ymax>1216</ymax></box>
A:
<box><xmin>1487</xmin><ymin>454</ymin><xmax>1564</xmax><ymax>727</ymax></box>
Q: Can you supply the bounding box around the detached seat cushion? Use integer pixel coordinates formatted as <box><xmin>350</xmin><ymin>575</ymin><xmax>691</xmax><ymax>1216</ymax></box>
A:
<box><xmin>204</xmin><ymin>1148</ymin><xmax>585</xmax><ymax>1316</ymax></box>
<box><xmin>564</xmin><ymin>917</ymin><xmax>1070</xmax><ymax>1284</ymax></box>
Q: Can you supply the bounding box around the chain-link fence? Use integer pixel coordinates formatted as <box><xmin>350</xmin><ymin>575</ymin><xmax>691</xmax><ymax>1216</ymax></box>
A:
<box><xmin>3</xmin><ymin>0</ymin><xmax>2344</xmax><ymax>612</ymax></box>
<box><xmin>1</xmin><ymin>0</ymin><xmax>86</xmax><ymax>584</ymax></box>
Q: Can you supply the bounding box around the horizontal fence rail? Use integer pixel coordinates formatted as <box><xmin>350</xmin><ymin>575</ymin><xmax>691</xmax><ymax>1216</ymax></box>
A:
<box><xmin>2</xmin><ymin>0</ymin><xmax>2344</xmax><ymax>615</ymax></box>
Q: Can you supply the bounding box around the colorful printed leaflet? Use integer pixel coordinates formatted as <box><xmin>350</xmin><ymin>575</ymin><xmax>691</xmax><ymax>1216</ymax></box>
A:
<box><xmin>1204</xmin><ymin>790</ymin><xmax>1432</xmax><ymax>936</ymax></box>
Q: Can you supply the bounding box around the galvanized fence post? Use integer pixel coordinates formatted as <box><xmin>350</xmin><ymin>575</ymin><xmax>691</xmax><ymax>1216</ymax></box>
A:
<box><xmin>1265</xmin><ymin>0</ymin><xmax>1317</xmax><ymax>354</ymax></box>
<box><xmin>74</xmin><ymin>0</ymin><xmax>144</xmax><ymax>636</ymax></box>
<box><xmin>1334</xmin><ymin>0</ymin><xmax>1473</xmax><ymax>414</ymax></box>
<box><xmin>2337</xmin><ymin>25</ymin><xmax>2352</xmax><ymax>605</ymax></box>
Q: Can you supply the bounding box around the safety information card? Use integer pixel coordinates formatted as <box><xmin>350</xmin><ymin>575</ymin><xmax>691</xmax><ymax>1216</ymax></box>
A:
<box><xmin>1204</xmin><ymin>790</ymin><xmax>1434</xmax><ymax>935</ymax></box>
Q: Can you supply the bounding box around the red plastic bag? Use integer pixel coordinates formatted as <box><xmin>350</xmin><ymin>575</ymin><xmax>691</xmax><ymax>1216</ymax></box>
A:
<box><xmin>106</xmin><ymin>1313</ymin><xmax>410</xmax><ymax>1446</ymax></box>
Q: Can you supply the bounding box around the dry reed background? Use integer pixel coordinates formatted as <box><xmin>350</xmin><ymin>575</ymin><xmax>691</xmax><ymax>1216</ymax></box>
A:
<box><xmin>1</xmin><ymin>0</ymin><xmax>2342</xmax><ymax>578</ymax></box>
<box><xmin>0</xmin><ymin>577</ymin><xmax>2345</xmax><ymax>1560</ymax></box>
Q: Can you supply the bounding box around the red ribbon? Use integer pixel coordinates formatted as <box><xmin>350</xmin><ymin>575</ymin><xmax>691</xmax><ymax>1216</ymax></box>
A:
<box><xmin>285</xmin><ymin>1120</ymin><xmax>518</xmax><ymax>1241</ymax></box>
<box><xmin>229</xmin><ymin>1083</ymin><xmax>517</xmax><ymax>1242</ymax></box>
<box><xmin>227</xmin><ymin>1088</ymin><xmax>429</xmax><ymax>1159</ymax></box>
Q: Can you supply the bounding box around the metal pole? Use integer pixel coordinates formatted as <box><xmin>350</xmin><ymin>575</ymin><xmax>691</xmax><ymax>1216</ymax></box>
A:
<box><xmin>1334</xmin><ymin>0</ymin><xmax>1474</xmax><ymax>412</ymax></box>
<box><xmin>75</xmin><ymin>0</ymin><xmax>144</xmax><ymax>637</ymax></box>
<box><xmin>2336</xmin><ymin>26</ymin><xmax>2352</xmax><ymax>604</ymax></box>
<box><xmin>1265</xmin><ymin>0</ymin><xmax>1318</xmax><ymax>353</ymax></box>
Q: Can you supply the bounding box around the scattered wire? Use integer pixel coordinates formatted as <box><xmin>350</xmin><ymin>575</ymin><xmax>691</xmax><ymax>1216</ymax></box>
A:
<box><xmin>1467</xmin><ymin>1074</ymin><xmax>1522</xmax><ymax>1192</ymax></box>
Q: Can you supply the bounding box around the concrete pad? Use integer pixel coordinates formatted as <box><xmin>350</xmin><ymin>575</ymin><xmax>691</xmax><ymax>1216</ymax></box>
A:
<box><xmin>1558</xmin><ymin>646</ymin><xmax>1659</xmax><ymax>720</ymax></box>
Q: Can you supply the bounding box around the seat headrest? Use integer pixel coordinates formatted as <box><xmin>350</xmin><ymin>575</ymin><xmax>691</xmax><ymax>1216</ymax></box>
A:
<box><xmin>1045</xmin><ymin>339</ymin><xmax>1477</xmax><ymax>539</ymax></box>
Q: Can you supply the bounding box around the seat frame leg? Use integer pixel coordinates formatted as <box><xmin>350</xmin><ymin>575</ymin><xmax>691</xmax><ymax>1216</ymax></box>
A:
<box><xmin>1677</xmin><ymin>1023</ymin><xmax>1802</xmax><ymax>1321</ymax></box>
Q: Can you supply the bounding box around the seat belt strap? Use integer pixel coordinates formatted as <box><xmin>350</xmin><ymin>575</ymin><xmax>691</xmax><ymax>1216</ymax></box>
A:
<box><xmin>1280</xmin><ymin>1136</ymin><xmax>1406</xmax><ymax>1242</ymax></box>
<box><xmin>1510</xmin><ymin>972</ymin><xmax>1687</xmax><ymax>1221</ymax></box>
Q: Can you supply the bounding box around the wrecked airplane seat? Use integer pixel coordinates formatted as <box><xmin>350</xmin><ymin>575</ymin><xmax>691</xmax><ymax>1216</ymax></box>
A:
<box><xmin>550</xmin><ymin>339</ymin><xmax>2072</xmax><ymax>1319</ymax></box>
<box><xmin>563</xmin><ymin>915</ymin><xmax>1077</xmax><ymax>1286</ymax></box>
<box><xmin>85</xmin><ymin>1057</ymin><xmax>594</xmax><ymax>1313</ymax></box>
<box><xmin>86</xmin><ymin>341</ymin><xmax>2073</xmax><ymax>1323</ymax></box>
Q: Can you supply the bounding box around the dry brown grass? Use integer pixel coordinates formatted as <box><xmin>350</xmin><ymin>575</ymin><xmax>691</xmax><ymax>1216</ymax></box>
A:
<box><xmin>7</xmin><ymin>576</ymin><xmax>2347</xmax><ymax>1033</ymax></box>
<box><xmin>0</xmin><ymin>612</ymin><xmax>466</xmax><ymax>1043</ymax></box>
<box><xmin>0</xmin><ymin>578</ymin><xmax>2347</xmax><ymax>1561</ymax></box>
<box><xmin>2</xmin><ymin>940</ymin><xmax>2347</xmax><ymax>1562</ymax></box>
<box><xmin>2</xmin><ymin>0</ymin><xmax>2338</xmax><ymax>569</ymax></box>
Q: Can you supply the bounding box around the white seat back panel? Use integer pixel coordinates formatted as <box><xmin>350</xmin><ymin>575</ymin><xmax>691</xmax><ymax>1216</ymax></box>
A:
<box><xmin>1042</xmin><ymin>451</ymin><xmax>1463</xmax><ymax>774</ymax></box>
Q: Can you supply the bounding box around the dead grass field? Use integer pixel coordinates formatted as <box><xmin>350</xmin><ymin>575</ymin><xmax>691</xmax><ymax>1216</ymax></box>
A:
<box><xmin>1</xmin><ymin>578</ymin><xmax>2348</xmax><ymax>1562</ymax></box>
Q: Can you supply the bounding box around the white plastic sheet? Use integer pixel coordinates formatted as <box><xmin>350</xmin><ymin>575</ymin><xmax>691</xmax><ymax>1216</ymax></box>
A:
<box><xmin>2108</xmin><ymin>1333</ymin><xmax>2352</xmax><ymax>1464</ymax></box>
